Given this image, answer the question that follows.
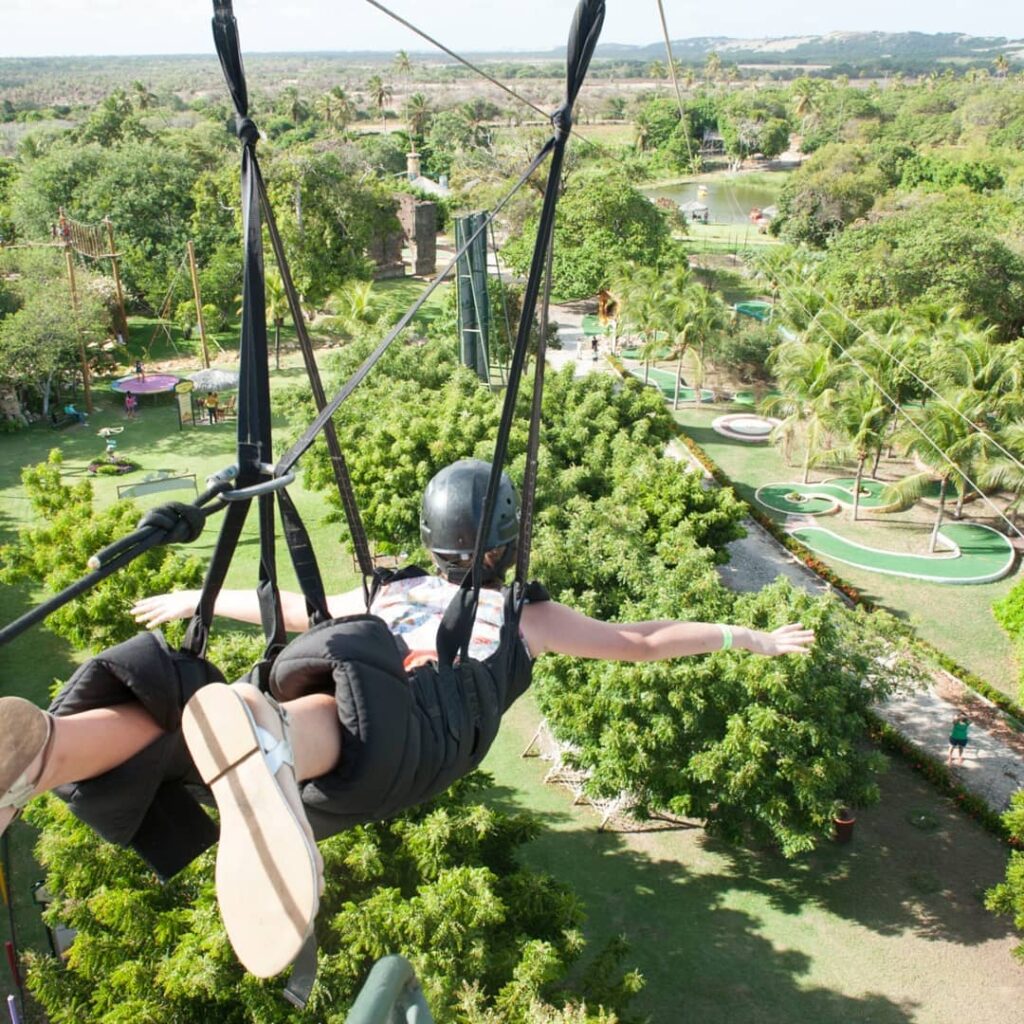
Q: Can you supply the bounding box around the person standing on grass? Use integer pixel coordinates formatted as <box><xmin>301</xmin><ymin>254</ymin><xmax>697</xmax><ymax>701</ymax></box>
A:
<box><xmin>204</xmin><ymin>391</ymin><xmax>219</xmax><ymax>425</ymax></box>
<box><xmin>124</xmin><ymin>391</ymin><xmax>137</xmax><ymax>419</ymax></box>
<box><xmin>948</xmin><ymin>714</ymin><xmax>970</xmax><ymax>766</ymax></box>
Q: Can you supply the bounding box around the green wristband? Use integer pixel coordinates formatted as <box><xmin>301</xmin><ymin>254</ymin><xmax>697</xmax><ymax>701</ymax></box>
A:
<box><xmin>719</xmin><ymin>625</ymin><xmax>733</xmax><ymax>651</ymax></box>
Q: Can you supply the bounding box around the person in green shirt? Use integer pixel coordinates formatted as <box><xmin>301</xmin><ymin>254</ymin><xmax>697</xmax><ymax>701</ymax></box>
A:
<box><xmin>948</xmin><ymin>714</ymin><xmax>970</xmax><ymax>766</ymax></box>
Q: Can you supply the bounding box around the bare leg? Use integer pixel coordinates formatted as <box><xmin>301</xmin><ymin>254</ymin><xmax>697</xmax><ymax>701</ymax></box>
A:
<box><xmin>35</xmin><ymin>704</ymin><xmax>166</xmax><ymax>793</ymax></box>
<box><xmin>234</xmin><ymin>689</ymin><xmax>340</xmax><ymax>782</ymax></box>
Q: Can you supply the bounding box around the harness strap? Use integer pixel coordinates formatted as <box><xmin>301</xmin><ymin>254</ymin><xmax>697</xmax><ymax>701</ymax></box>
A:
<box><xmin>438</xmin><ymin>0</ymin><xmax>606</xmax><ymax>669</ymax></box>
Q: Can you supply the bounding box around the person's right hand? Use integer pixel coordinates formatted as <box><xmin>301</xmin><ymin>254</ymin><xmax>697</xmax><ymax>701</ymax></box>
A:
<box><xmin>132</xmin><ymin>590</ymin><xmax>201</xmax><ymax>629</ymax></box>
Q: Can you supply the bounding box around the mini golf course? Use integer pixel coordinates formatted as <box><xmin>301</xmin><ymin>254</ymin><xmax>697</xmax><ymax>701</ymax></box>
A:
<box><xmin>756</xmin><ymin>477</ymin><xmax>907</xmax><ymax>515</ymax></box>
<box><xmin>756</xmin><ymin>477</ymin><xmax>950</xmax><ymax>516</ymax></box>
<box><xmin>789</xmin><ymin>522</ymin><xmax>1016</xmax><ymax>584</ymax></box>
<box><xmin>628</xmin><ymin>365</ymin><xmax>714</xmax><ymax>401</ymax></box>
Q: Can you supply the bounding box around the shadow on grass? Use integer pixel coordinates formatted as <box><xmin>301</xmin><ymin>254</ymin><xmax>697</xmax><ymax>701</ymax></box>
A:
<box><xmin>482</xmin><ymin>782</ymin><xmax>917</xmax><ymax>1024</ymax></box>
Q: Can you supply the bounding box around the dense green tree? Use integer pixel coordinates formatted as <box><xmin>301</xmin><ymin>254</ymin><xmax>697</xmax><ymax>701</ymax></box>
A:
<box><xmin>502</xmin><ymin>172</ymin><xmax>677</xmax><ymax>299</ymax></box>
<box><xmin>775</xmin><ymin>143</ymin><xmax>886</xmax><ymax>247</ymax></box>
<box><xmin>985</xmin><ymin>790</ymin><xmax>1024</xmax><ymax>962</ymax></box>
<box><xmin>262</xmin><ymin>150</ymin><xmax>399</xmax><ymax>310</ymax></box>
<box><xmin>24</xmin><ymin>774</ymin><xmax>636</xmax><ymax>1023</ymax></box>
<box><xmin>0</xmin><ymin>451</ymin><xmax>205</xmax><ymax>651</ymax></box>
<box><xmin>817</xmin><ymin>199</ymin><xmax>1024</xmax><ymax>339</ymax></box>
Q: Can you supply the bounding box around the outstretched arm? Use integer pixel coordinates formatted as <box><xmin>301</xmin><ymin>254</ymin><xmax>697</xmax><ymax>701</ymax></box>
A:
<box><xmin>520</xmin><ymin>601</ymin><xmax>814</xmax><ymax>661</ymax></box>
<box><xmin>132</xmin><ymin>587</ymin><xmax>365</xmax><ymax>633</ymax></box>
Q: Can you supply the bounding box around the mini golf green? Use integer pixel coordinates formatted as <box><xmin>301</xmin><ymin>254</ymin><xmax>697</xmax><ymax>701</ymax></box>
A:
<box><xmin>790</xmin><ymin>522</ymin><xmax>1017</xmax><ymax>584</ymax></box>
<box><xmin>581</xmin><ymin>314</ymin><xmax>611</xmax><ymax>336</ymax></box>
<box><xmin>757</xmin><ymin>478</ymin><xmax>898</xmax><ymax>515</ymax></box>
<box><xmin>756</xmin><ymin>477</ymin><xmax>947</xmax><ymax>516</ymax></box>
<box><xmin>628</xmin><ymin>366</ymin><xmax>714</xmax><ymax>401</ymax></box>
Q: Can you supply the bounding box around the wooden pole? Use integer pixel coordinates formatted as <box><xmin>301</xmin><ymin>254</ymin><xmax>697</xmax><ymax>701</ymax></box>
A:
<box><xmin>64</xmin><ymin>244</ymin><xmax>94</xmax><ymax>414</ymax></box>
<box><xmin>103</xmin><ymin>217</ymin><xmax>129</xmax><ymax>343</ymax></box>
<box><xmin>186</xmin><ymin>240</ymin><xmax>210</xmax><ymax>369</ymax></box>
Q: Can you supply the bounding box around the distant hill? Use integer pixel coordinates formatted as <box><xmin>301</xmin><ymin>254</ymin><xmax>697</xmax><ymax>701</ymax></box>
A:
<box><xmin>592</xmin><ymin>31</ymin><xmax>1024</xmax><ymax>65</ymax></box>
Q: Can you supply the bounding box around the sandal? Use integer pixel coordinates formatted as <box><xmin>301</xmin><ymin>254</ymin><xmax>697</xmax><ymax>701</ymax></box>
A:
<box><xmin>182</xmin><ymin>682</ymin><xmax>321</xmax><ymax>978</ymax></box>
<box><xmin>0</xmin><ymin>697</ymin><xmax>54</xmax><ymax>839</ymax></box>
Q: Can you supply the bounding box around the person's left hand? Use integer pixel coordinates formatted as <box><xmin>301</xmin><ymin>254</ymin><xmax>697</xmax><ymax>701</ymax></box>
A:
<box><xmin>745</xmin><ymin>623</ymin><xmax>815</xmax><ymax>656</ymax></box>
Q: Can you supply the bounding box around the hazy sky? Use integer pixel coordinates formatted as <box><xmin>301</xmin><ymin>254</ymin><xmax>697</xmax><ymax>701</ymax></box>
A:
<box><xmin>4</xmin><ymin>0</ymin><xmax>1022</xmax><ymax>58</ymax></box>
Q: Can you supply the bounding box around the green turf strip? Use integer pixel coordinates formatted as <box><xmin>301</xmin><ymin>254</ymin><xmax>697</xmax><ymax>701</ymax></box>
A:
<box><xmin>790</xmin><ymin>522</ymin><xmax>1017</xmax><ymax>583</ymax></box>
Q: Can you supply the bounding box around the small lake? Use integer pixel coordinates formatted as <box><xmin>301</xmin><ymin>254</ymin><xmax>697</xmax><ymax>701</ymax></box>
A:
<box><xmin>644</xmin><ymin>178</ymin><xmax>781</xmax><ymax>225</ymax></box>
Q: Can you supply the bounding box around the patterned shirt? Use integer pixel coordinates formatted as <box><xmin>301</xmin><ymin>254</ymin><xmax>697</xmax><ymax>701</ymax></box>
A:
<box><xmin>370</xmin><ymin>575</ymin><xmax>506</xmax><ymax>666</ymax></box>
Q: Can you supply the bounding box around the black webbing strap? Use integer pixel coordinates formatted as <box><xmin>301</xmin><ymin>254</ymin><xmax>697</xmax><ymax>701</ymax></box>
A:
<box><xmin>0</xmin><ymin>495</ymin><xmax>219</xmax><ymax>649</ymax></box>
<box><xmin>256</xmin><ymin>176</ymin><xmax>375</xmax><ymax>589</ymax></box>
<box><xmin>277</xmin><ymin>488</ymin><xmax>331</xmax><ymax>625</ymax></box>
<box><xmin>273</xmin><ymin>142</ymin><xmax>553</xmax><ymax>479</ymax></box>
<box><xmin>515</xmin><ymin>241</ymin><xmax>555</xmax><ymax>586</ymax></box>
<box><xmin>436</xmin><ymin>0</ymin><xmax>606</xmax><ymax>671</ymax></box>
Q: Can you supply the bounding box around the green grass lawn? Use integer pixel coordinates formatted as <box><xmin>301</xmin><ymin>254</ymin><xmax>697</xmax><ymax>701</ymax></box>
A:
<box><xmin>669</xmin><ymin>402</ymin><xmax>1022</xmax><ymax>696</ymax></box>
<box><xmin>0</xmin><ymin>343</ymin><xmax>364</xmax><ymax>970</ymax></box>
<box><xmin>483</xmin><ymin>695</ymin><xmax>1024</xmax><ymax>1024</ymax></box>
<box><xmin>3</xmin><ymin>351</ymin><xmax>1024</xmax><ymax>1019</ymax></box>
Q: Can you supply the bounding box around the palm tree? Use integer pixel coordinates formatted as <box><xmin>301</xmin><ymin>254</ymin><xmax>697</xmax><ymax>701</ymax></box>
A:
<box><xmin>265</xmin><ymin>272</ymin><xmax>288</xmax><ymax>370</ymax></box>
<box><xmin>978</xmin><ymin>423</ymin><xmax>1024</xmax><ymax>531</ymax></box>
<box><xmin>791</xmin><ymin>77</ymin><xmax>818</xmax><ymax>132</ymax></box>
<box><xmin>279</xmin><ymin>86</ymin><xmax>310</xmax><ymax>125</ymax></box>
<box><xmin>666</xmin><ymin>277</ymin><xmax>729</xmax><ymax>409</ymax></box>
<box><xmin>403</xmin><ymin>92</ymin><xmax>432</xmax><ymax>146</ymax></box>
<box><xmin>647</xmin><ymin>60</ymin><xmax>666</xmax><ymax>80</ymax></box>
<box><xmin>618</xmin><ymin>267</ymin><xmax>666</xmax><ymax>385</ymax></box>
<box><xmin>393</xmin><ymin>50</ymin><xmax>413</xmax><ymax>78</ymax></box>
<box><xmin>993</xmin><ymin>54</ymin><xmax>1010</xmax><ymax>77</ymax></box>
<box><xmin>764</xmin><ymin>339</ymin><xmax>837</xmax><ymax>482</ymax></box>
<box><xmin>329</xmin><ymin>86</ymin><xmax>357</xmax><ymax>130</ymax></box>
<box><xmin>366</xmin><ymin>74</ymin><xmax>393</xmax><ymax>132</ymax></box>
<box><xmin>883</xmin><ymin>391</ymin><xmax>992</xmax><ymax>549</ymax></box>
<box><xmin>826</xmin><ymin>378</ymin><xmax>889</xmax><ymax>521</ymax></box>
<box><xmin>131</xmin><ymin>80</ymin><xmax>157</xmax><ymax>111</ymax></box>
<box><xmin>704</xmin><ymin>51</ymin><xmax>722</xmax><ymax>86</ymax></box>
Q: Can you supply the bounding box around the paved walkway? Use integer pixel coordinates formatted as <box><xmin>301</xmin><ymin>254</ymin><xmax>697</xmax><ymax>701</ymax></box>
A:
<box><xmin>547</xmin><ymin>315</ymin><xmax>1024</xmax><ymax>816</ymax></box>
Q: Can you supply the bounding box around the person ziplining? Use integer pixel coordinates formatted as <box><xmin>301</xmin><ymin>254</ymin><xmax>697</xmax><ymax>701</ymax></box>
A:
<box><xmin>1</xmin><ymin>459</ymin><xmax>814</xmax><ymax>979</ymax></box>
<box><xmin>0</xmin><ymin>0</ymin><xmax>815</xmax><ymax>1005</ymax></box>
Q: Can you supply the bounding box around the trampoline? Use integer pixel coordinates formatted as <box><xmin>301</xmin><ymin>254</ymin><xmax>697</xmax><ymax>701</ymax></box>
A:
<box><xmin>111</xmin><ymin>373</ymin><xmax>180</xmax><ymax>395</ymax></box>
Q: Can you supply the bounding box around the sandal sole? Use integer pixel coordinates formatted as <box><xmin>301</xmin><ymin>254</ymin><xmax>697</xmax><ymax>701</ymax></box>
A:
<box><xmin>182</xmin><ymin>683</ymin><xmax>318</xmax><ymax>978</ymax></box>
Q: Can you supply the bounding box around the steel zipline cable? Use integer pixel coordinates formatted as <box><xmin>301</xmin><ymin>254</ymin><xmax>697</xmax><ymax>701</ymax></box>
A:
<box><xmin>362</xmin><ymin>0</ymin><xmax>599</xmax><ymax>151</ymax></box>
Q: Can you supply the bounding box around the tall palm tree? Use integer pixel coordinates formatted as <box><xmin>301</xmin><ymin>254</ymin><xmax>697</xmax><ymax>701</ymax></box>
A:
<box><xmin>978</xmin><ymin>423</ymin><xmax>1024</xmax><ymax>531</ymax></box>
<box><xmin>667</xmin><ymin>278</ymin><xmax>729</xmax><ymax>409</ymax></box>
<box><xmin>265</xmin><ymin>272</ymin><xmax>288</xmax><ymax>370</ymax></box>
<box><xmin>883</xmin><ymin>390</ymin><xmax>992</xmax><ymax>549</ymax></box>
<box><xmin>764</xmin><ymin>339</ymin><xmax>837</xmax><ymax>482</ymax></box>
<box><xmin>647</xmin><ymin>60</ymin><xmax>666</xmax><ymax>80</ymax></box>
<box><xmin>366</xmin><ymin>74</ymin><xmax>393</xmax><ymax>132</ymax></box>
<box><xmin>329</xmin><ymin>86</ymin><xmax>357</xmax><ymax>130</ymax></box>
<box><xmin>393</xmin><ymin>50</ymin><xmax>413</xmax><ymax>78</ymax></box>
<box><xmin>826</xmin><ymin>378</ymin><xmax>889</xmax><ymax>521</ymax></box>
<box><xmin>403</xmin><ymin>92</ymin><xmax>432</xmax><ymax>146</ymax></box>
<box><xmin>131</xmin><ymin>80</ymin><xmax>157</xmax><ymax>111</ymax></box>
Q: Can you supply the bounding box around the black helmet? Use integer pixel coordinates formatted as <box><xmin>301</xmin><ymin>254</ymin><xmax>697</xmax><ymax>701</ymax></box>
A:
<box><xmin>420</xmin><ymin>459</ymin><xmax>519</xmax><ymax>582</ymax></box>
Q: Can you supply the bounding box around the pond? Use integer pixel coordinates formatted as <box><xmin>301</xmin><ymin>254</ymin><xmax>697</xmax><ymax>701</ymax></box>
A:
<box><xmin>644</xmin><ymin>178</ymin><xmax>782</xmax><ymax>225</ymax></box>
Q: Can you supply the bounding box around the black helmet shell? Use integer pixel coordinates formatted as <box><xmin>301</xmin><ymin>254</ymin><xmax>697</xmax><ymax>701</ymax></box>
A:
<box><xmin>420</xmin><ymin>459</ymin><xmax>519</xmax><ymax>580</ymax></box>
